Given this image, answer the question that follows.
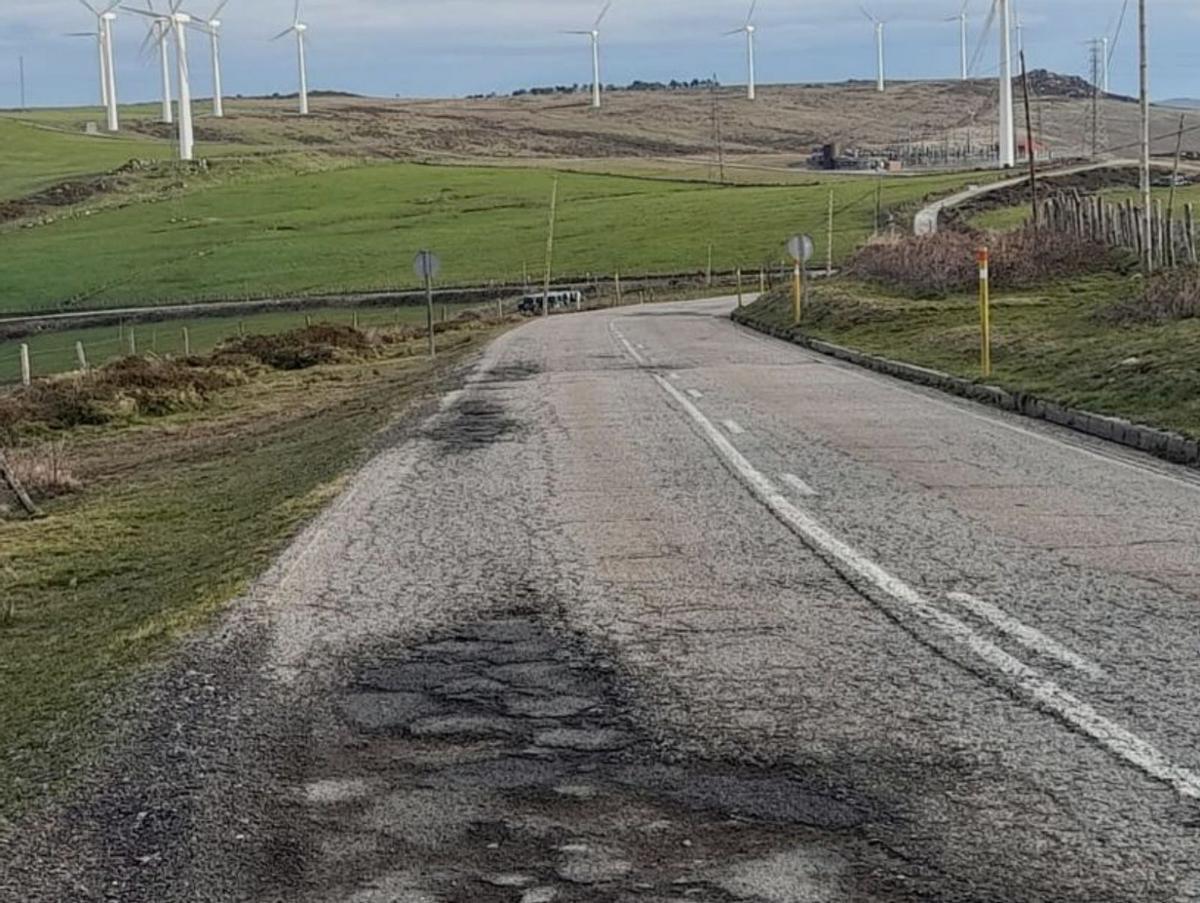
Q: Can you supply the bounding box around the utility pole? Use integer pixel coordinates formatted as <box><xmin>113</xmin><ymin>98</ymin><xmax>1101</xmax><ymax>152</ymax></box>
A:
<box><xmin>1088</xmin><ymin>40</ymin><xmax>1104</xmax><ymax>159</ymax></box>
<box><xmin>542</xmin><ymin>175</ymin><xmax>559</xmax><ymax>318</ymax></box>
<box><xmin>710</xmin><ymin>75</ymin><xmax>726</xmax><ymax>184</ymax></box>
<box><xmin>1138</xmin><ymin>0</ymin><xmax>1152</xmax><ymax>273</ymax></box>
<box><xmin>1020</xmin><ymin>51</ymin><xmax>1039</xmax><ymax>234</ymax></box>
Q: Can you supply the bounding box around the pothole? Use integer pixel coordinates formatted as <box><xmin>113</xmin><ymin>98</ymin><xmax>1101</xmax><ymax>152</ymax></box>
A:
<box><xmin>278</xmin><ymin>616</ymin><xmax>878</xmax><ymax>903</ymax></box>
<box><xmin>424</xmin><ymin>399</ymin><xmax>523</xmax><ymax>453</ymax></box>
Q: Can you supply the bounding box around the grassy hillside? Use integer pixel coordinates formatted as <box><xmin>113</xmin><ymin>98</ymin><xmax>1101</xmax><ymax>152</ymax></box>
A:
<box><xmin>0</xmin><ymin>161</ymin><xmax>980</xmax><ymax>313</ymax></box>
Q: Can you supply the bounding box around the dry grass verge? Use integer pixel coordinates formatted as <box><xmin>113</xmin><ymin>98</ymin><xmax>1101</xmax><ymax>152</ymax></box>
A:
<box><xmin>1101</xmin><ymin>267</ymin><xmax>1200</xmax><ymax>325</ymax></box>
<box><xmin>850</xmin><ymin>227</ymin><xmax>1123</xmax><ymax>298</ymax></box>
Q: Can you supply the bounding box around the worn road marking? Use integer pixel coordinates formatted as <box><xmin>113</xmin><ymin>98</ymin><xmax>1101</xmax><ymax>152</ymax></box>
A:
<box><xmin>613</xmin><ymin>324</ymin><xmax>1200</xmax><ymax>800</ymax></box>
<box><xmin>722</xmin><ymin>419</ymin><xmax>746</xmax><ymax>436</ymax></box>
<box><xmin>948</xmin><ymin>592</ymin><xmax>1105</xmax><ymax>679</ymax></box>
<box><xmin>686</xmin><ymin>389</ymin><xmax>704</xmax><ymax>400</ymax></box>
<box><xmin>781</xmin><ymin>473</ymin><xmax>818</xmax><ymax>497</ymax></box>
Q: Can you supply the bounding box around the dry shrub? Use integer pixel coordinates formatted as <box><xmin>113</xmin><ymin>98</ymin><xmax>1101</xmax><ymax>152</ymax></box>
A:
<box><xmin>1100</xmin><ymin>266</ymin><xmax>1200</xmax><ymax>324</ymax></box>
<box><xmin>3</xmin><ymin>441</ymin><xmax>82</xmax><ymax>500</ymax></box>
<box><xmin>850</xmin><ymin>227</ymin><xmax>1119</xmax><ymax>297</ymax></box>
<box><xmin>0</xmin><ymin>356</ymin><xmax>242</xmax><ymax>437</ymax></box>
<box><xmin>217</xmin><ymin>323</ymin><xmax>378</xmax><ymax>370</ymax></box>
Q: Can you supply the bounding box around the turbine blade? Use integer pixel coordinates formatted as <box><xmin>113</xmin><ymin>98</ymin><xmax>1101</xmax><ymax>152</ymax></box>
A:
<box><xmin>293</xmin><ymin>0</ymin><xmax>302</xmax><ymax>25</ymax></box>
<box><xmin>859</xmin><ymin>5</ymin><xmax>875</xmax><ymax>23</ymax></box>
<box><xmin>211</xmin><ymin>0</ymin><xmax>229</xmax><ymax>18</ymax></box>
<box><xmin>271</xmin><ymin>26</ymin><xmax>294</xmax><ymax>40</ymax></box>
<box><xmin>745</xmin><ymin>0</ymin><xmax>757</xmax><ymax>26</ymax></box>
<box><xmin>593</xmin><ymin>0</ymin><xmax>613</xmax><ymax>29</ymax></box>
<box><xmin>561</xmin><ymin>29</ymin><xmax>591</xmax><ymax>34</ymax></box>
<box><xmin>722</xmin><ymin>27</ymin><xmax>743</xmax><ymax>36</ymax></box>
<box><xmin>78</xmin><ymin>0</ymin><xmax>100</xmax><ymax>15</ymax></box>
<box><xmin>122</xmin><ymin>6</ymin><xmax>164</xmax><ymax>19</ymax></box>
<box><xmin>103</xmin><ymin>0</ymin><xmax>123</xmax><ymax>12</ymax></box>
<box><xmin>64</xmin><ymin>31</ymin><xmax>99</xmax><ymax>36</ymax></box>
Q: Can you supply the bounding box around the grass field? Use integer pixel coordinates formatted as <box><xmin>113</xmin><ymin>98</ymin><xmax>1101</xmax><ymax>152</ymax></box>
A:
<box><xmin>0</xmin><ymin>303</ymin><xmax>481</xmax><ymax>385</ymax></box>
<box><xmin>0</xmin><ymin>317</ymin><xmax>503</xmax><ymax>816</ymax></box>
<box><xmin>0</xmin><ymin>160</ymin><xmax>982</xmax><ymax>313</ymax></box>
<box><xmin>737</xmin><ymin>275</ymin><xmax>1200</xmax><ymax>439</ymax></box>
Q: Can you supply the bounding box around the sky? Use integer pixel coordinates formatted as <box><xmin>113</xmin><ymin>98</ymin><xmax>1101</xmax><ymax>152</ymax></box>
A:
<box><xmin>1</xmin><ymin>1</ymin><xmax>1198</xmax><ymax>109</ymax></box>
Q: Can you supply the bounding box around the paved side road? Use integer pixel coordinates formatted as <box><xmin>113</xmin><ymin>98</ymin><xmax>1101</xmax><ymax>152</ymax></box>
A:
<box><xmin>3</xmin><ymin>296</ymin><xmax>1200</xmax><ymax>902</ymax></box>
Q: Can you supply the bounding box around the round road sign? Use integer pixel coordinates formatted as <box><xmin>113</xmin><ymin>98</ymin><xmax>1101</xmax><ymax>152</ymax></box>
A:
<box><xmin>413</xmin><ymin>250</ymin><xmax>441</xmax><ymax>281</ymax></box>
<box><xmin>786</xmin><ymin>234</ymin><xmax>815</xmax><ymax>263</ymax></box>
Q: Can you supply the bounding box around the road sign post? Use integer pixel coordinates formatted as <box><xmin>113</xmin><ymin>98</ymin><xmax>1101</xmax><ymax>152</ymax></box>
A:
<box><xmin>414</xmin><ymin>250</ymin><xmax>441</xmax><ymax>358</ymax></box>
<box><xmin>977</xmin><ymin>247</ymin><xmax>992</xmax><ymax>378</ymax></box>
<box><xmin>786</xmin><ymin>234</ymin><xmax>814</xmax><ymax>327</ymax></box>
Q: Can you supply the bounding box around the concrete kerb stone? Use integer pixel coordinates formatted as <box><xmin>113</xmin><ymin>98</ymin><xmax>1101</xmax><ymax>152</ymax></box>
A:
<box><xmin>731</xmin><ymin>308</ymin><xmax>1200</xmax><ymax>469</ymax></box>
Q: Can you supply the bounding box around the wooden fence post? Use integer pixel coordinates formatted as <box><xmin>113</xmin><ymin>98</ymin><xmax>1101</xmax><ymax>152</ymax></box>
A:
<box><xmin>19</xmin><ymin>344</ymin><xmax>31</xmax><ymax>386</ymax></box>
<box><xmin>76</xmin><ymin>342</ymin><xmax>88</xmax><ymax>372</ymax></box>
<box><xmin>128</xmin><ymin>328</ymin><xmax>137</xmax><ymax>357</ymax></box>
<box><xmin>183</xmin><ymin>328</ymin><xmax>191</xmax><ymax>356</ymax></box>
<box><xmin>1186</xmin><ymin>204</ymin><xmax>1198</xmax><ymax>264</ymax></box>
<box><xmin>0</xmin><ymin>450</ymin><xmax>41</xmax><ymax>518</ymax></box>
<box><xmin>614</xmin><ymin>270</ymin><xmax>623</xmax><ymax>306</ymax></box>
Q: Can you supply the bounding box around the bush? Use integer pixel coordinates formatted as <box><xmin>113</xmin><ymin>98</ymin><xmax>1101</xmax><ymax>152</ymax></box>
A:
<box><xmin>1100</xmin><ymin>266</ymin><xmax>1200</xmax><ymax>324</ymax></box>
<box><xmin>850</xmin><ymin>226</ymin><xmax>1119</xmax><ymax>297</ymax></box>
<box><xmin>0</xmin><ymin>357</ymin><xmax>242</xmax><ymax>438</ymax></box>
<box><xmin>217</xmin><ymin>324</ymin><xmax>378</xmax><ymax>370</ymax></box>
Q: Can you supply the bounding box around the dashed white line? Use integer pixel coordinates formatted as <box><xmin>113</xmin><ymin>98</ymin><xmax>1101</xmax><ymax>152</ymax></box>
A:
<box><xmin>686</xmin><ymin>389</ymin><xmax>705</xmax><ymax>400</ymax></box>
<box><xmin>781</xmin><ymin>473</ymin><xmax>818</xmax><ymax>497</ymax></box>
<box><xmin>722</xmin><ymin>419</ymin><xmax>746</xmax><ymax>436</ymax></box>
<box><xmin>948</xmin><ymin>592</ymin><xmax>1105</xmax><ymax>679</ymax></box>
<box><xmin>619</xmin><ymin>337</ymin><xmax>1200</xmax><ymax>801</ymax></box>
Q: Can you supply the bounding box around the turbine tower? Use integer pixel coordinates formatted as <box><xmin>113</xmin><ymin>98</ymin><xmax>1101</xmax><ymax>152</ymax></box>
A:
<box><xmin>272</xmin><ymin>0</ymin><xmax>310</xmax><ymax>115</ymax></box>
<box><xmin>945</xmin><ymin>1</ymin><xmax>969</xmax><ymax>80</ymax></box>
<box><xmin>137</xmin><ymin>0</ymin><xmax>173</xmax><ymax>123</ymax></box>
<box><xmin>126</xmin><ymin>1</ymin><xmax>195</xmax><ymax>160</ymax></box>
<box><xmin>565</xmin><ymin>0</ymin><xmax>614</xmax><ymax>110</ymax></box>
<box><xmin>77</xmin><ymin>1</ymin><xmax>121</xmax><ymax>131</ymax></box>
<box><xmin>997</xmin><ymin>0</ymin><xmax>1014</xmax><ymax>167</ymax></box>
<box><xmin>202</xmin><ymin>0</ymin><xmax>229</xmax><ymax>117</ymax></box>
<box><xmin>724</xmin><ymin>0</ymin><xmax>758</xmax><ymax>101</ymax></box>
<box><xmin>861</xmin><ymin>7</ymin><xmax>886</xmax><ymax>93</ymax></box>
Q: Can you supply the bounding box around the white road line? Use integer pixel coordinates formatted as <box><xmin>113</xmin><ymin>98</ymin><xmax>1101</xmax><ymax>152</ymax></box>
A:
<box><xmin>668</xmin><ymin>373</ymin><xmax>681</xmax><ymax>381</ymax></box>
<box><xmin>723</xmin><ymin>419</ymin><xmax>746</xmax><ymax>436</ymax></box>
<box><xmin>948</xmin><ymin>592</ymin><xmax>1105</xmax><ymax>680</ymax></box>
<box><xmin>731</xmin><ymin>322</ymin><xmax>1200</xmax><ymax>496</ymax></box>
<box><xmin>630</xmin><ymin>353</ymin><xmax>1200</xmax><ymax>801</ymax></box>
<box><xmin>687</xmin><ymin>389</ymin><xmax>705</xmax><ymax>400</ymax></box>
<box><xmin>781</xmin><ymin>473</ymin><xmax>819</xmax><ymax>497</ymax></box>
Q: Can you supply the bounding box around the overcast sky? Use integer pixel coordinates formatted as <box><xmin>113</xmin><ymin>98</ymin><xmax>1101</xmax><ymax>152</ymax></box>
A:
<box><xmin>2</xmin><ymin>1</ymin><xmax>1198</xmax><ymax>108</ymax></box>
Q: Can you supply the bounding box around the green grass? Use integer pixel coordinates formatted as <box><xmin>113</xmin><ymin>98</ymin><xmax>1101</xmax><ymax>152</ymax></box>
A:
<box><xmin>0</xmin><ymin>321</ymin><xmax>497</xmax><ymax>816</ymax></box>
<box><xmin>738</xmin><ymin>275</ymin><xmax>1200</xmax><ymax>438</ymax></box>
<box><xmin>970</xmin><ymin>183</ymin><xmax>1200</xmax><ymax>232</ymax></box>
<box><xmin>0</xmin><ymin>303</ymin><xmax>481</xmax><ymax>384</ymax></box>
<box><xmin>0</xmin><ymin>161</ymin><xmax>984</xmax><ymax>314</ymax></box>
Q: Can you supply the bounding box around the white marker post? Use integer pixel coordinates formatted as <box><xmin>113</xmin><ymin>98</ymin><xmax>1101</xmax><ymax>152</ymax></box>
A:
<box><xmin>19</xmin><ymin>344</ymin><xmax>31</xmax><ymax>386</ymax></box>
<box><xmin>414</xmin><ymin>250</ymin><xmax>442</xmax><ymax>358</ymax></box>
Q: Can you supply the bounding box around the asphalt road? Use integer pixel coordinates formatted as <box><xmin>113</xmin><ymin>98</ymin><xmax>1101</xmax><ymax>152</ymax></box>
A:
<box><xmin>4</xmin><ymin>296</ymin><xmax>1200</xmax><ymax>902</ymax></box>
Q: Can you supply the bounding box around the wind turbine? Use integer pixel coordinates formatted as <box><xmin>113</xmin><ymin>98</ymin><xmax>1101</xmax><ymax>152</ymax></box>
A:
<box><xmin>979</xmin><ymin>0</ymin><xmax>1015</xmax><ymax>167</ymax></box>
<box><xmin>944</xmin><ymin>1</ymin><xmax>969</xmax><ymax>80</ymax></box>
<box><xmin>861</xmin><ymin>6</ymin><xmax>886</xmax><ymax>93</ymax></box>
<box><xmin>272</xmin><ymin>0</ymin><xmax>310</xmax><ymax>115</ymax></box>
<box><xmin>564</xmin><ymin>0</ymin><xmax>614</xmax><ymax>110</ymax></box>
<box><xmin>77</xmin><ymin>1</ymin><xmax>121</xmax><ymax>131</ymax></box>
<box><xmin>200</xmin><ymin>0</ymin><xmax>229</xmax><ymax>117</ymax></box>
<box><xmin>724</xmin><ymin>0</ymin><xmax>758</xmax><ymax>101</ymax></box>
<box><xmin>126</xmin><ymin>1</ymin><xmax>195</xmax><ymax>160</ymax></box>
<box><xmin>137</xmin><ymin>0</ymin><xmax>173</xmax><ymax>123</ymax></box>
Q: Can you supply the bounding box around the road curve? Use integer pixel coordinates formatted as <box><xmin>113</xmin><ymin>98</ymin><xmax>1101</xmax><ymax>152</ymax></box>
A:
<box><xmin>3</xmin><ymin>296</ymin><xmax>1200</xmax><ymax>902</ymax></box>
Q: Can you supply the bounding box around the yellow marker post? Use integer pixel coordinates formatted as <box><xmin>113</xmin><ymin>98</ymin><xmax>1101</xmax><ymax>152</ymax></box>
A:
<box><xmin>977</xmin><ymin>247</ymin><xmax>992</xmax><ymax>378</ymax></box>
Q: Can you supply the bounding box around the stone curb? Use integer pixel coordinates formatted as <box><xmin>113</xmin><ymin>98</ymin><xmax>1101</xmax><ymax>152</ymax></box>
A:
<box><xmin>731</xmin><ymin>308</ymin><xmax>1200</xmax><ymax>469</ymax></box>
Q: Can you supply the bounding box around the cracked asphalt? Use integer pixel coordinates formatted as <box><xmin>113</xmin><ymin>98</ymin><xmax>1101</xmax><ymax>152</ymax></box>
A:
<box><xmin>3</xmin><ymin>296</ymin><xmax>1200</xmax><ymax>902</ymax></box>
